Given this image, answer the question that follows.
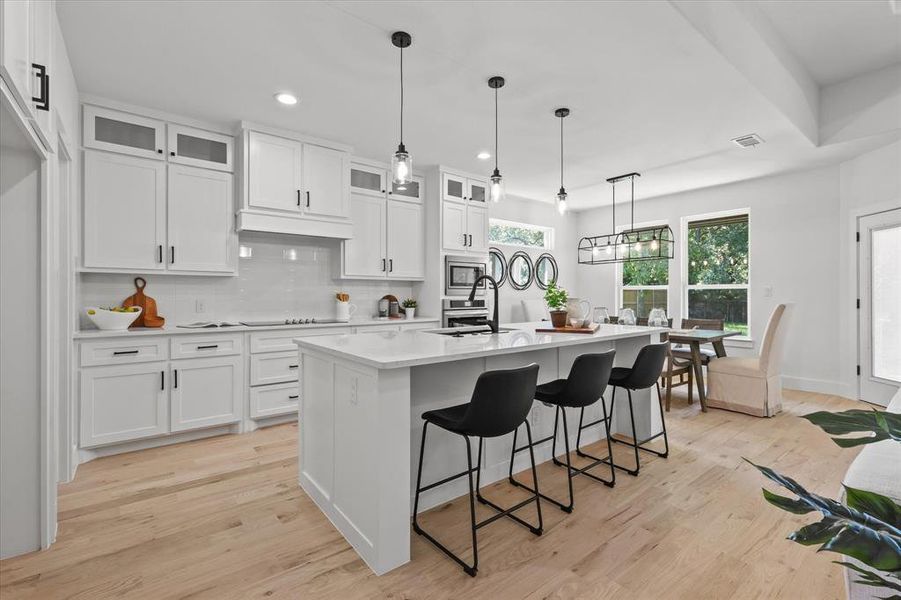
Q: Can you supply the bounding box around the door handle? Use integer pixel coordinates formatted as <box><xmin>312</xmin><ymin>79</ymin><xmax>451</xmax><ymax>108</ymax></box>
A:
<box><xmin>306</xmin><ymin>191</ymin><xmax>310</xmax><ymax>207</ymax></box>
<box><xmin>296</xmin><ymin>190</ymin><xmax>301</xmax><ymax>207</ymax></box>
<box><xmin>31</xmin><ymin>63</ymin><xmax>49</xmax><ymax>111</ymax></box>
<box><xmin>174</xmin><ymin>369</ymin><xmax>178</xmax><ymax>389</ymax></box>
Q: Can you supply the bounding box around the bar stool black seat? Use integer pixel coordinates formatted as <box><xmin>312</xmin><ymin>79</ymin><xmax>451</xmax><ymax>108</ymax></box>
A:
<box><xmin>412</xmin><ymin>363</ymin><xmax>542</xmax><ymax>577</ymax></box>
<box><xmin>508</xmin><ymin>350</ymin><xmax>616</xmax><ymax>513</ymax></box>
<box><xmin>607</xmin><ymin>343</ymin><xmax>669</xmax><ymax>476</ymax></box>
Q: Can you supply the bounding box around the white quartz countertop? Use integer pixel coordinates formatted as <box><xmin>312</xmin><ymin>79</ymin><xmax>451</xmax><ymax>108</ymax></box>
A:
<box><xmin>294</xmin><ymin>322</ymin><xmax>667</xmax><ymax>369</ymax></box>
<box><xmin>73</xmin><ymin>317</ymin><xmax>439</xmax><ymax>339</ymax></box>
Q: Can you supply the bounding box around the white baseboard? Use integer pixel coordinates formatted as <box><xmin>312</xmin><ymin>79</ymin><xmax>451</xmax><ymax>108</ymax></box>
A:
<box><xmin>782</xmin><ymin>375</ymin><xmax>855</xmax><ymax>400</ymax></box>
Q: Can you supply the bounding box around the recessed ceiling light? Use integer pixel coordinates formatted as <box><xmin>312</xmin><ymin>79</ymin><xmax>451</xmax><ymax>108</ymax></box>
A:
<box><xmin>477</xmin><ymin>151</ymin><xmax>491</xmax><ymax>160</ymax></box>
<box><xmin>274</xmin><ymin>92</ymin><xmax>298</xmax><ymax>106</ymax></box>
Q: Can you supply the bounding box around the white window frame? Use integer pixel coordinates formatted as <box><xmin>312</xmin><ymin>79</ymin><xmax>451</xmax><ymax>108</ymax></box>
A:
<box><xmin>488</xmin><ymin>217</ymin><xmax>555</xmax><ymax>250</ymax></box>
<box><xmin>680</xmin><ymin>208</ymin><xmax>752</xmax><ymax>341</ymax></box>
<box><xmin>615</xmin><ymin>219</ymin><xmax>671</xmax><ymax>318</ymax></box>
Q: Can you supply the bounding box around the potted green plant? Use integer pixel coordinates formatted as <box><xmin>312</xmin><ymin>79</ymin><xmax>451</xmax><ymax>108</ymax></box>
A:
<box><xmin>401</xmin><ymin>298</ymin><xmax>417</xmax><ymax>320</ymax></box>
<box><xmin>544</xmin><ymin>282</ymin><xmax>569</xmax><ymax>327</ymax></box>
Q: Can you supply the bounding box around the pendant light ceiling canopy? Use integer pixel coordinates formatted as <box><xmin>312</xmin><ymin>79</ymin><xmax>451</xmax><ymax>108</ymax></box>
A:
<box><xmin>555</xmin><ymin>108</ymin><xmax>570</xmax><ymax>215</ymax></box>
<box><xmin>391</xmin><ymin>31</ymin><xmax>413</xmax><ymax>185</ymax></box>
<box><xmin>488</xmin><ymin>75</ymin><xmax>505</xmax><ymax>203</ymax></box>
<box><xmin>578</xmin><ymin>172</ymin><xmax>675</xmax><ymax>265</ymax></box>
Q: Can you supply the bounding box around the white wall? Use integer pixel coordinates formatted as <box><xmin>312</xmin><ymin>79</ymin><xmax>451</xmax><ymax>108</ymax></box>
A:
<box><xmin>78</xmin><ymin>232</ymin><xmax>414</xmax><ymax>327</ymax></box>
<box><xmin>488</xmin><ymin>195</ymin><xmax>579</xmax><ymax>323</ymax></box>
<box><xmin>837</xmin><ymin>140</ymin><xmax>901</xmax><ymax>399</ymax></box>
<box><xmin>575</xmin><ymin>165</ymin><xmax>843</xmax><ymax>395</ymax></box>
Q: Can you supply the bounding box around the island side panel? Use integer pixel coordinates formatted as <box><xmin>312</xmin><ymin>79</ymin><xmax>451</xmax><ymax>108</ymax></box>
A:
<box><xmin>300</xmin><ymin>349</ymin><xmax>412</xmax><ymax>575</ymax></box>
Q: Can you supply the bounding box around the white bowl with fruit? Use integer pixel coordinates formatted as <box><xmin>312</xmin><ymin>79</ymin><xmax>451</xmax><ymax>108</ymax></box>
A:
<box><xmin>84</xmin><ymin>306</ymin><xmax>142</xmax><ymax>330</ymax></box>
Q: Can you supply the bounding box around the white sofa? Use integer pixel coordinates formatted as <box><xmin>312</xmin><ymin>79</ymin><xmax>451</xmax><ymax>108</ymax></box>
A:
<box><xmin>842</xmin><ymin>387</ymin><xmax>901</xmax><ymax>599</ymax></box>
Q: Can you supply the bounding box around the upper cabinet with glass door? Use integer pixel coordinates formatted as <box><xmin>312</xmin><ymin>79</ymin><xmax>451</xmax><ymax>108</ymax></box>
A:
<box><xmin>84</xmin><ymin>105</ymin><xmax>167</xmax><ymax>160</ymax></box>
<box><xmin>168</xmin><ymin>124</ymin><xmax>233</xmax><ymax>172</ymax></box>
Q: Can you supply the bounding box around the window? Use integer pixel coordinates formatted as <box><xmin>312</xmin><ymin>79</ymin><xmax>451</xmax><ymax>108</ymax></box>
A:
<box><xmin>684</xmin><ymin>212</ymin><xmax>750</xmax><ymax>336</ymax></box>
<box><xmin>489</xmin><ymin>218</ymin><xmax>553</xmax><ymax>249</ymax></box>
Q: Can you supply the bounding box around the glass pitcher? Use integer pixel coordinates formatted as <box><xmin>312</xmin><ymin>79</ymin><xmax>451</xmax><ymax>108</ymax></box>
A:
<box><xmin>618</xmin><ymin>307</ymin><xmax>636</xmax><ymax>326</ymax></box>
<box><xmin>647</xmin><ymin>308</ymin><xmax>669</xmax><ymax>327</ymax></box>
<box><xmin>592</xmin><ymin>306</ymin><xmax>610</xmax><ymax>324</ymax></box>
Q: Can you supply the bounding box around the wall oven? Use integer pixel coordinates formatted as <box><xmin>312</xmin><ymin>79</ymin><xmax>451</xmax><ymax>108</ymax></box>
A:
<box><xmin>442</xmin><ymin>299</ymin><xmax>489</xmax><ymax>328</ymax></box>
<box><xmin>445</xmin><ymin>255</ymin><xmax>486</xmax><ymax>296</ymax></box>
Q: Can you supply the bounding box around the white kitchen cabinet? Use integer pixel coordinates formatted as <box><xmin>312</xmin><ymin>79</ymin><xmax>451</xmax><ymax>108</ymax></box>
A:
<box><xmin>80</xmin><ymin>362</ymin><xmax>168</xmax><ymax>448</ymax></box>
<box><xmin>442</xmin><ymin>201</ymin><xmax>467</xmax><ymax>252</ymax></box>
<box><xmin>84</xmin><ymin>105</ymin><xmax>166</xmax><ymax>160</ymax></box>
<box><xmin>343</xmin><ymin>194</ymin><xmax>387</xmax><ymax>278</ymax></box>
<box><xmin>167</xmin><ymin>164</ymin><xmax>235</xmax><ymax>273</ymax></box>
<box><xmin>248</xmin><ymin>130</ymin><xmax>303</xmax><ymax>212</ymax></box>
<box><xmin>170</xmin><ymin>355</ymin><xmax>242</xmax><ymax>432</ymax></box>
<box><xmin>466</xmin><ymin>205</ymin><xmax>489</xmax><ymax>253</ymax></box>
<box><xmin>83</xmin><ymin>150</ymin><xmax>166</xmax><ymax>271</ymax></box>
<box><xmin>168</xmin><ymin>124</ymin><xmax>233</xmax><ymax>172</ymax></box>
<box><xmin>350</xmin><ymin>163</ymin><xmax>387</xmax><ymax>197</ymax></box>
<box><xmin>387</xmin><ymin>200</ymin><xmax>424</xmax><ymax>279</ymax></box>
<box><xmin>303</xmin><ymin>144</ymin><xmax>349</xmax><ymax>218</ymax></box>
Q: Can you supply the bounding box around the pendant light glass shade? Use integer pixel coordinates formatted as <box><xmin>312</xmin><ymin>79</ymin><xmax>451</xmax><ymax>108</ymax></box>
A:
<box><xmin>391</xmin><ymin>32</ymin><xmax>413</xmax><ymax>185</ymax></box>
<box><xmin>488</xmin><ymin>76</ymin><xmax>505</xmax><ymax>203</ymax></box>
<box><xmin>554</xmin><ymin>108</ymin><xmax>570</xmax><ymax>215</ymax></box>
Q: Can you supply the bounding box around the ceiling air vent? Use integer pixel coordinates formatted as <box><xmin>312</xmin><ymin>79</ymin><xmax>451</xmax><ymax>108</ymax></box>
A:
<box><xmin>731</xmin><ymin>133</ymin><xmax>764</xmax><ymax>148</ymax></box>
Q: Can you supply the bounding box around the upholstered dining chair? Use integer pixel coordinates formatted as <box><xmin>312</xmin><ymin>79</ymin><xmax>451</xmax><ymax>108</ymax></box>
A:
<box><xmin>706</xmin><ymin>304</ymin><xmax>791</xmax><ymax>417</ymax></box>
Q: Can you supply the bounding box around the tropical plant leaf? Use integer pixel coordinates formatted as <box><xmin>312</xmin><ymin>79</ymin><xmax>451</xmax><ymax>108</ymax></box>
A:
<box><xmin>762</xmin><ymin>488</ymin><xmax>815</xmax><ymax>515</ymax></box>
<box><xmin>802</xmin><ymin>409</ymin><xmax>901</xmax><ymax>446</ymax></box>
<box><xmin>846</xmin><ymin>486</ymin><xmax>901</xmax><ymax>530</ymax></box>
<box><xmin>837</xmin><ymin>561</ymin><xmax>901</xmax><ymax>597</ymax></box>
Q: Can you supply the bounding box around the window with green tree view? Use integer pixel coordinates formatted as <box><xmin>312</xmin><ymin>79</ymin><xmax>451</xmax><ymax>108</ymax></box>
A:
<box><xmin>686</xmin><ymin>213</ymin><xmax>749</xmax><ymax>336</ymax></box>
<box><xmin>621</xmin><ymin>253</ymin><xmax>668</xmax><ymax>320</ymax></box>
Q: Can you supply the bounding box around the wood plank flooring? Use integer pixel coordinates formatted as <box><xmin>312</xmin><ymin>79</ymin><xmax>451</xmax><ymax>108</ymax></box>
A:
<box><xmin>0</xmin><ymin>389</ymin><xmax>862</xmax><ymax>599</ymax></box>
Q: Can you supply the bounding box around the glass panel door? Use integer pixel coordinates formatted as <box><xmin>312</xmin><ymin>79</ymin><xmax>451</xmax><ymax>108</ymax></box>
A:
<box><xmin>859</xmin><ymin>208</ymin><xmax>901</xmax><ymax>406</ymax></box>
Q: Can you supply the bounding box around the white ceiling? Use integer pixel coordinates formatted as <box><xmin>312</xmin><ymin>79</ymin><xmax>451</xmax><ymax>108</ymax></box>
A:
<box><xmin>57</xmin><ymin>1</ymin><xmax>901</xmax><ymax>209</ymax></box>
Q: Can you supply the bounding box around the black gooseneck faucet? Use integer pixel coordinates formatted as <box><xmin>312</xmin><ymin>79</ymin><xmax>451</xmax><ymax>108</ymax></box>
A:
<box><xmin>468</xmin><ymin>274</ymin><xmax>499</xmax><ymax>333</ymax></box>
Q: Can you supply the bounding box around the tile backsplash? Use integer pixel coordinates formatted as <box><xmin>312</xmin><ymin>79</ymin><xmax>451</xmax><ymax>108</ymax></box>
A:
<box><xmin>78</xmin><ymin>232</ymin><xmax>415</xmax><ymax>329</ymax></box>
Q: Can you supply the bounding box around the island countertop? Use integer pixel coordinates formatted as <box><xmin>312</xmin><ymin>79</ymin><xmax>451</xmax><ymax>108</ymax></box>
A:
<box><xmin>294</xmin><ymin>322</ymin><xmax>667</xmax><ymax>369</ymax></box>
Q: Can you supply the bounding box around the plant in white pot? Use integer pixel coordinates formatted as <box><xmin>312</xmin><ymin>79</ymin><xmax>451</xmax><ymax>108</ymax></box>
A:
<box><xmin>544</xmin><ymin>282</ymin><xmax>569</xmax><ymax>328</ymax></box>
<box><xmin>402</xmin><ymin>298</ymin><xmax>417</xmax><ymax>319</ymax></box>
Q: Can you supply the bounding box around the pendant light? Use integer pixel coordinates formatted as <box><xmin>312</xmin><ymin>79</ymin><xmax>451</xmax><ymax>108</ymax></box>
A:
<box><xmin>488</xmin><ymin>76</ymin><xmax>505</xmax><ymax>203</ymax></box>
<box><xmin>391</xmin><ymin>31</ymin><xmax>413</xmax><ymax>185</ymax></box>
<box><xmin>554</xmin><ymin>108</ymin><xmax>570</xmax><ymax>215</ymax></box>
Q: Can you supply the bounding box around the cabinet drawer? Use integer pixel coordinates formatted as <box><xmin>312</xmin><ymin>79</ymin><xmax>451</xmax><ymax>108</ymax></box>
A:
<box><xmin>250</xmin><ymin>351</ymin><xmax>299</xmax><ymax>386</ymax></box>
<box><xmin>250</xmin><ymin>327</ymin><xmax>351</xmax><ymax>353</ymax></box>
<box><xmin>80</xmin><ymin>337</ymin><xmax>169</xmax><ymax>367</ymax></box>
<box><xmin>170</xmin><ymin>333</ymin><xmax>243</xmax><ymax>360</ymax></box>
<box><xmin>250</xmin><ymin>383</ymin><xmax>299</xmax><ymax>419</ymax></box>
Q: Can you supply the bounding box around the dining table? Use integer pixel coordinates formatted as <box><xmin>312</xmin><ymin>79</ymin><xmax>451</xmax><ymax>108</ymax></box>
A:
<box><xmin>665</xmin><ymin>328</ymin><xmax>741</xmax><ymax>412</ymax></box>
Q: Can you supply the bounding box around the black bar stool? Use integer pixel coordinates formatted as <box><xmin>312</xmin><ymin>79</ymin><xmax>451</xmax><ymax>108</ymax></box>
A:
<box><xmin>607</xmin><ymin>343</ymin><xmax>669</xmax><ymax>476</ymax></box>
<box><xmin>412</xmin><ymin>363</ymin><xmax>542</xmax><ymax>577</ymax></box>
<box><xmin>508</xmin><ymin>350</ymin><xmax>616</xmax><ymax>513</ymax></box>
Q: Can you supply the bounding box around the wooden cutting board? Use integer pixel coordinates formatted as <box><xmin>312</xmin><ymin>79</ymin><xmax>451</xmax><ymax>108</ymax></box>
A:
<box><xmin>536</xmin><ymin>323</ymin><xmax>599</xmax><ymax>334</ymax></box>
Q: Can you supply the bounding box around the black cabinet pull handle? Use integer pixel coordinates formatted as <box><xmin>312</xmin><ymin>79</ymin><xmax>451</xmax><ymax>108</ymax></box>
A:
<box><xmin>170</xmin><ymin>246</ymin><xmax>175</xmax><ymax>264</ymax></box>
<box><xmin>113</xmin><ymin>349</ymin><xmax>139</xmax><ymax>356</ymax></box>
<box><xmin>288</xmin><ymin>395</ymin><xmax>299</xmax><ymax>400</ymax></box>
<box><xmin>197</xmin><ymin>344</ymin><xmax>218</xmax><ymax>350</ymax></box>
<box><xmin>306</xmin><ymin>191</ymin><xmax>310</xmax><ymax>207</ymax></box>
<box><xmin>31</xmin><ymin>63</ymin><xmax>49</xmax><ymax>111</ymax></box>
<box><xmin>174</xmin><ymin>369</ymin><xmax>178</xmax><ymax>389</ymax></box>
<box><xmin>161</xmin><ymin>371</ymin><xmax>165</xmax><ymax>390</ymax></box>
<box><xmin>157</xmin><ymin>244</ymin><xmax>163</xmax><ymax>263</ymax></box>
<box><xmin>381</xmin><ymin>258</ymin><xmax>386</xmax><ymax>272</ymax></box>
<box><xmin>389</xmin><ymin>259</ymin><xmax>393</xmax><ymax>272</ymax></box>
<box><xmin>289</xmin><ymin>364</ymin><xmax>299</xmax><ymax>369</ymax></box>
<box><xmin>296</xmin><ymin>190</ymin><xmax>301</xmax><ymax>206</ymax></box>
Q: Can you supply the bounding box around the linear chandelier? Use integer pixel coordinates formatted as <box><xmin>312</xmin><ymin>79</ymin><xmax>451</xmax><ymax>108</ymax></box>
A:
<box><xmin>578</xmin><ymin>172</ymin><xmax>675</xmax><ymax>265</ymax></box>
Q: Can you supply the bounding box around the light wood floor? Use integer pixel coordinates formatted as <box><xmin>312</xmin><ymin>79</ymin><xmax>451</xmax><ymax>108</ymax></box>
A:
<box><xmin>0</xmin><ymin>389</ymin><xmax>862</xmax><ymax>599</ymax></box>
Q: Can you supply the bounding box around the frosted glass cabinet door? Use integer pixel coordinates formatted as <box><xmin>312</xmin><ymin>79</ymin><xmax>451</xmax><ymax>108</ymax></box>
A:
<box><xmin>248</xmin><ymin>131</ymin><xmax>303</xmax><ymax>212</ymax></box>
<box><xmin>83</xmin><ymin>105</ymin><xmax>166</xmax><ymax>160</ymax></box>
<box><xmin>303</xmin><ymin>144</ymin><xmax>350</xmax><ymax>218</ymax></box>
<box><xmin>343</xmin><ymin>195</ymin><xmax>387</xmax><ymax>278</ymax></box>
<box><xmin>168</xmin><ymin>124</ymin><xmax>233</xmax><ymax>172</ymax></box>
<box><xmin>83</xmin><ymin>151</ymin><xmax>166</xmax><ymax>270</ymax></box>
<box><xmin>387</xmin><ymin>200</ymin><xmax>424</xmax><ymax>279</ymax></box>
<box><xmin>167</xmin><ymin>165</ymin><xmax>235</xmax><ymax>273</ymax></box>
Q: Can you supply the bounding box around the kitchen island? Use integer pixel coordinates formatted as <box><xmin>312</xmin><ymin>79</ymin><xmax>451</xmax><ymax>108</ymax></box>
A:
<box><xmin>294</xmin><ymin>322</ymin><xmax>666</xmax><ymax>575</ymax></box>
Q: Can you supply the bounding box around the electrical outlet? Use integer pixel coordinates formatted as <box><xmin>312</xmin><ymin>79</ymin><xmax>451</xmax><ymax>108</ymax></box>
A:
<box><xmin>195</xmin><ymin>299</ymin><xmax>206</xmax><ymax>313</ymax></box>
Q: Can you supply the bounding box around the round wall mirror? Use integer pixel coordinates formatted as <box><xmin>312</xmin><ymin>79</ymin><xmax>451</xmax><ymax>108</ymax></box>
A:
<box><xmin>535</xmin><ymin>253</ymin><xmax>558</xmax><ymax>289</ymax></box>
<box><xmin>488</xmin><ymin>247</ymin><xmax>507</xmax><ymax>287</ymax></box>
<box><xmin>508</xmin><ymin>251</ymin><xmax>534</xmax><ymax>290</ymax></box>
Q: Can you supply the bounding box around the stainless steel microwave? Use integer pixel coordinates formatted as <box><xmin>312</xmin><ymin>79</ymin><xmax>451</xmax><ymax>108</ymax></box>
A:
<box><xmin>445</xmin><ymin>255</ymin><xmax>486</xmax><ymax>296</ymax></box>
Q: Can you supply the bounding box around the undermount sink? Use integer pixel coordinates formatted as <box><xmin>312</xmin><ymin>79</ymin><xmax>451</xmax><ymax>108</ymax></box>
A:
<box><xmin>424</xmin><ymin>326</ymin><xmax>514</xmax><ymax>337</ymax></box>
